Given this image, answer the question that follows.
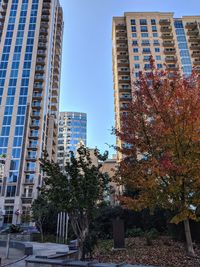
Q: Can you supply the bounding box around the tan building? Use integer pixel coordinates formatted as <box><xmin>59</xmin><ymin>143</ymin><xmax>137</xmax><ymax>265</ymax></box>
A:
<box><xmin>112</xmin><ymin>12</ymin><xmax>200</xmax><ymax>158</ymax></box>
<box><xmin>0</xmin><ymin>0</ymin><xmax>63</xmax><ymax>226</ymax></box>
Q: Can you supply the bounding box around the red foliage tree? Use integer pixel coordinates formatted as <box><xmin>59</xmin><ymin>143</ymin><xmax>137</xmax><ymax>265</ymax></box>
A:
<box><xmin>116</xmin><ymin>61</ymin><xmax>200</xmax><ymax>256</ymax></box>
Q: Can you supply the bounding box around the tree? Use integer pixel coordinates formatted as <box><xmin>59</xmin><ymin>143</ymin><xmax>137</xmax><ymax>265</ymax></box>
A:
<box><xmin>40</xmin><ymin>145</ymin><xmax>110</xmax><ymax>259</ymax></box>
<box><xmin>115</xmin><ymin>61</ymin><xmax>200</xmax><ymax>256</ymax></box>
<box><xmin>32</xmin><ymin>195</ymin><xmax>57</xmax><ymax>241</ymax></box>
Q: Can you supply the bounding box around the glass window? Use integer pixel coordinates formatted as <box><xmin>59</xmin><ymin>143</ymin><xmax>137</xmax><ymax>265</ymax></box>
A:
<box><xmin>133</xmin><ymin>48</ymin><xmax>138</xmax><ymax>53</ymax></box>
<box><xmin>132</xmin><ymin>33</ymin><xmax>137</xmax><ymax>37</ymax></box>
<box><xmin>130</xmin><ymin>19</ymin><xmax>136</xmax><ymax>25</ymax></box>
<box><xmin>156</xmin><ymin>55</ymin><xmax>161</xmax><ymax>60</ymax></box>
<box><xmin>155</xmin><ymin>47</ymin><xmax>160</xmax><ymax>52</ymax></box>
<box><xmin>141</xmin><ymin>26</ymin><xmax>148</xmax><ymax>32</ymax></box>
<box><xmin>132</xmin><ymin>40</ymin><xmax>138</xmax><ymax>46</ymax></box>
<box><xmin>6</xmin><ymin>186</ymin><xmax>16</xmax><ymax>197</ymax></box>
<box><xmin>140</xmin><ymin>19</ymin><xmax>147</xmax><ymax>25</ymax></box>
<box><xmin>10</xmin><ymin>160</ymin><xmax>19</xmax><ymax>171</ymax></box>
<box><xmin>134</xmin><ymin>64</ymin><xmax>140</xmax><ymax>69</ymax></box>
<box><xmin>151</xmin><ymin>19</ymin><xmax>156</xmax><ymax>25</ymax></box>
<box><xmin>152</xmin><ymin>26</ymin><xmax>157</xmax><ymax>32</ymax></box>
<box><xmin>141</xmin><ymin>33</ymin><xmax>148</xmax><ymax>37</ymax></box>
<box><xmin>133</xmin><ymin>56</ymin><xmax>139</xmax><ymax>61</ymax></box>
<box><xmin>157</xmin><ymin>64</ymin><xmax>163</xmax><ymax>69</ymax></box>
<box><xmin>131</xmin><ymin>26</ymin><xmax>136</xmax><ymax>32</ymax></box>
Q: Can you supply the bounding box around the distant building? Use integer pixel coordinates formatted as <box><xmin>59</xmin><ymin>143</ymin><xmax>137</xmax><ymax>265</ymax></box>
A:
<box><xmin>57</xmin><ymin>112</ymin><xmax>87</xmax><ymax>168</ymax></box>
<box><xmin>112</xmin><ymin>12</ymin><xmax>200</xmax><ymax>158</ymax></box>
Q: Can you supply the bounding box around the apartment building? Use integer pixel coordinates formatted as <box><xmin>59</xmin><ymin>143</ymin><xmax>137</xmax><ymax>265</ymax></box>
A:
<box><xmin>57</xmin><ymin>112</ymin><xmax>87</xmax><ymax>168</ymax></box>
<box><xmin>0</xmin><ymin>0</ymin><xmax>63</xmax><ymax>226</ymax></box>
<box><xmin>112</xmin><ymin>12</ymin><xmax>200</xmax><ymax>158</ymax></box>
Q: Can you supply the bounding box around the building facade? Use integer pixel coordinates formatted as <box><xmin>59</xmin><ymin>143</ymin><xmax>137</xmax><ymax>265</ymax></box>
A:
<box><xmin>112</xmin><ymin>12</ymin><xmax>200</xmax><ymax>158</ymax></box>
<box><xmin>57</xmin><ymin>112</ymin><xmax>87</xmax><ymax>168</ymax></box>
<box><xmin>0</xmin><ymin>0</ymin><xmax>63</xmax><ymax>226</ymax></box>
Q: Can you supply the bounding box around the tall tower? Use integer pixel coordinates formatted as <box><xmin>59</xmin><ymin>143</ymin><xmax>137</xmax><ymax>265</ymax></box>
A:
<box><xmin>112</xmin><ymin>12</ymin><xmax>200</xmax><ymax>158</ymax></box>
<box><xmin>57</xmin><ymin>112</ymin><xmax>87</xmax><ymax>168</ymax></box>
<box><xmin>0</xmin><ymin>0</ymin><xmax>63</xmax><ymax>226</ymax></box>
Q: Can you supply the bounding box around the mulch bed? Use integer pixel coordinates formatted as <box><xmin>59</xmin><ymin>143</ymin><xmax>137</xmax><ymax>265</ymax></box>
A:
<box><xmin>93</xmin><ymin>236</ymin><xmax>200</xmax><ymax>267</ymax></box>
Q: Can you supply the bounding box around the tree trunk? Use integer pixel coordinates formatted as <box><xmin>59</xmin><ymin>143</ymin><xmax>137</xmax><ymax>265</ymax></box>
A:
<box><xmin>183</xmin><ymin>218</ymin><xmax>195</xmax><ymax>257</ymax></box>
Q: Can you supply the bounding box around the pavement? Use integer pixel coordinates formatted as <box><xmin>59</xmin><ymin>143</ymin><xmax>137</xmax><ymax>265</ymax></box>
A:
<box><xmin>0</xmin><ymin>242</ymin><xmax>69</xmax><ymax>266</ymax></box>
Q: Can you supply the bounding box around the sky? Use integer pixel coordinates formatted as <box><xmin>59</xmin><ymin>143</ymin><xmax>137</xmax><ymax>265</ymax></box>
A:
<box><xmin>59</xmin><ymin>0</ymin><xmax>200</xmax><ymax>157</ymax></box>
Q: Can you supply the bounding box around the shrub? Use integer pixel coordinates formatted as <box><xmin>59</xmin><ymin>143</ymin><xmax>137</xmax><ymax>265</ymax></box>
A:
<box><xmin>125</xmin><ymin>227</ymin><xmax>144</xmax><ymax>237</ymax></box>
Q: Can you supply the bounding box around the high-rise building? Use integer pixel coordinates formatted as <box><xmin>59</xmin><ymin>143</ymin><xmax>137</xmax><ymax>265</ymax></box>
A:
<box><xmin>0</xmin><ymin>0</ymin><xmax>63</xmax><ymax>226</ymax></box>
<box><xmin>57</xmin><ymin>112</ymin><xmax>87</xmax><ymax>168</ymax></box>
<box><xmin>112</xmin><ymin>12</ymin><xmax>200</xmax><ymax>158</ymax></box>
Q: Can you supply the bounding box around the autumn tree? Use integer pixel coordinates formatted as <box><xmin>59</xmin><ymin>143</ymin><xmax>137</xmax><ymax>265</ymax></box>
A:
<box><xmin>40</xmin><ymin>145</ymin><xmax>110</xmax><ymax>259</ymax></box>
<box><xmin>116</xmin><ymin>62</ymin><xmax>200</xmax><ymax>256</ymax></box>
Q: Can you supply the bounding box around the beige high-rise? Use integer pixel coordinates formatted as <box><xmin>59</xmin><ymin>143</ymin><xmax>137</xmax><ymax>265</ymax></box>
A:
<box><xmin>0</xmin><ymin>0</ymin><xmax>63</xmax><ymax>226</ymax></box>
<box><xmin>112</xmin><ymin>12</ymin><xmax>200</xmax><ymax>159</ymax></box>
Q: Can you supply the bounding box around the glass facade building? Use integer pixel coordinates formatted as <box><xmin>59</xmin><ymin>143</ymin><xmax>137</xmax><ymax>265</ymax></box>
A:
<box><xmin>58</xmin><ymin>112</ymin><xmax>87</xmax><ymax>168</ymax></box>
<box><xmin>0</xmin><ymin>0</ymin><xmax>63</xmax><ymax>226</ymax></box>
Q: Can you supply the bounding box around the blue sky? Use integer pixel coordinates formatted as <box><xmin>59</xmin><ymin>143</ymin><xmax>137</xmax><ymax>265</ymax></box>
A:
<box><xmin>59</xmin><ymin>0</ymin><xmax>200</xmax><ymax>157</ymax></box>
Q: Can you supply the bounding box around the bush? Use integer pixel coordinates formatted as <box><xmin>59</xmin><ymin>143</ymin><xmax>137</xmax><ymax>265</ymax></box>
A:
<box><xmin>9</xmin><ymin>224</ymin><xmax>23</xmax><ymax>233</ymax></box>
<box><xmin>145</xmin><ymin>228</ymin><xmax>159</xmax><ymax>240</ymax></box>
<box><xmin>125</xmin><ymin>227</ymin><xmax>144</xmax><ymax>237</ymax></box>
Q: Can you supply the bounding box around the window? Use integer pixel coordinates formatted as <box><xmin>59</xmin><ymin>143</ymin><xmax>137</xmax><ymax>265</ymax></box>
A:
<box><xmin>178</xmin><ymin>43</ymin><xmax>187</xmax><ymax>49</ymax></box>
<box><xmin>140</xmin><ymin>19</ymin><xmax>147</xmax><ymax>25</ymax></box>
<box><xmin>142</xmin><ymin>48</ymin><xmax>151</xmax><ymax>53</ymax></box>
<box><xmin>133</xmin><ymin>48</ymin><xmax>138</xmax><ymax>53</ymax></box>
<box><xmin>6</xmin><ymin>186</ymin><xmax>16</xmax><ymax>197</ymax></box>
<box><xmin>141</xmin><ymin>26</ymin><xmax>148</xmax><ymax>32</ymax></box>
<box><xmin>153</xmin><ymin>40</ymin><xmax>159</xmax><ymax>45</ymax></box>
<box><xmin>131</xmin><ymin>26</ymin><xmax>136</xmax><ymax>32</ymax></box>
<box><xmin>142</xmin><ymin>40</ymin><xmax>150</xmax><ymax>46</ymax></box>
<box><xmin>141</xmin><ymin>33</ymin><xmax>148</xmax><ymax>37</ymax></box>
<box><xmin>157</xmin><ymin>64</ymin><xmax>163</xmax><ymax>69</ymax></box>
<box><xmin>130</xmin><ymin>19</ymin><xmax>136</xmax><ymax>25</ymax></box>
<box><xmin>155</xmin><ymin>47</ymin><xmax>160</xmax><ymax>52</ymax></box>
<box><xmin>144</xmin><ymin>64</ymin><xmax>151</xmax><ymax>69</ymax></box>
<box><xmin>10</xmin><ymin>160</ymin><xmax>19</xmax><ymax>171</ymax></box>
<box><xmin>132</xmin><ymin>40</ymin><xmax>138</xmax><ymax>46</ymax></box>
<box><xmin>144</xmin><ymin>56</ymin><xmax>150</xmax><ymax>61</ymax></box>
<box><xmin>134</xmin><ymin>64</ymin><xmax>140</xmax><ymax>69</ymax></box>
<box><xmin>151</xmin><ymin>19</ymin><xmax>156</xmax><ymax>25</ymax></box>
<box><xmin>8</xmin><ymin>172</ymin><xmax>18</xmax><ymax>182</ymax></box>
<box><xmin>132</xmin><ymin>33</ymin><xmax>137</xmax><ymax>37</ymax></box>
<box><xmin>152</xmin><ymin>26</ymin><xmax>157</xmax><ymax>32</ymax></box>
<box><xmin>133</xmin><ymin>56</ymin><xmax>139</xmax><ymax>61</ymax></box>
<box><xmin>156</xmin><ymin>55</ymin><xmax>161</xmax><ymax>60</ymax></box>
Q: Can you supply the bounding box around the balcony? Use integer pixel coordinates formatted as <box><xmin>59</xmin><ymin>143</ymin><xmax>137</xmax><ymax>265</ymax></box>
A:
<box><xmin>27</xmin><ymin>144</ymin><xmax>38</xmax><ymax>150</ymax></box>
<box><xmin>187</xmin><ymin>29</ymin><xmax>199</xmax><ymax>36</ymax></box>
<box><xmin>161</xmin><ymin>34</ymin><xmax>173</xmax><ymax>39</ymax></box>
<box><xmin>31</xmin><ymin>111</ymin><xmax>40</xmax><ymax>119</ymax></box>
<box><xmin>165</xmin><ymin>57</ymin><xmax>177</xmax><ymax>63</ymax></box>
<box><xmin>160</xmin><ymin>26</ymin><xmax>172</xmax><ymax>32</ymax></box>
<box><xmin>185</xmin><ymin>22</ymin><xmax>197</xmax><ymax>29</ymax></box>
<box><xmin>37</xmin><ymin>50</ymin><xmax>46</xmax><ymax>57</ymax></box>
<box><xmin>35</xmin><ymin>65</ymin><xmax>44</xmax><ymax>73</ymax></box>
<box><xmin>159</xmin><ymin>19</ymin><xmax>171</xmax><ymax>26</ymax></box>
<box><xmin>118</xmin><ymin>69</ymin><xmax>130</xmax><ymax>75</ymax></box>
<box><xmin>29</xmin><ymin>132</ymin><xmax>39</xmax><ymax>139</ymax></box>
<box><xmin>36</xmin><ymin>58</ymin><xmax>45</xmax><ymax>65</ymax></box>
<box><xmin>41</xmin><ymin>15</ymin><xmax>49</xmax><ymax>21</ymax></box>
<box><xmin>35</xmin><ymin>75</ymin><xmax>45</xmax><ymax>82</ymax></box>
<box><xmin>30</xmin><ymin>121</ymin><xmax>40</xmax><ymax>129</ymax></box>
<box><xmin>116</xmin><ymin>24</ymin><xmax>126</xmax><ymax>30</ymax></box>
<box><xmin>34</xmin><ymin>83</ymin><xmax>43</xmax><ymax>90</ymax></box>
<box><xmin>190</xmin><ymin>44</ymin><xmax>200</xmax><ymax>50</ymax></box>
<box><xmin>24</xmin><ymin>179</ymin><xmax>34</xmax><ymax>185</ymax></box>
<box><xmin>51</xmin><ymin>102</ymin><xmax>58</xmax><ymax>111</ymax></box>
<box><xmin>193</xmin><ymin>59</ymin><xmax>200</xmax><ymax>65</ymax></box>
<box><xmin>26</xmin><ymin>155</ymin><xmax>37</xmax><ymax>161</ymax></box>
<box><xmin>52</xmin><ymin>88</ymin><xmax>58</xmax><ymax>95</ymax></box>
<box><xmin>40</xmin><ymin>28</ymin><xmax>48</xmax><ymax>36</ymax></box>
<box><xmin>163</xmin><ymin>41</ymin><xmax>175</xmax><ymax>47</ymax></box>
<box><xmin>118</xmin><ymin>77</ymin><xmax>130</xmax><ymax>84</ymax></box>
<box><xmin>164</xmin><ymin>49</ymin><xmax>176</xmax><ymax>55</ymax></box>
<box><xmin>192</xmin><ymin>52</ymin><xmax>200</xmax><ymax>58</ymax></box>
<box><xmin>21</xmin><ymin>193</ymin><xmax>33</xmax><ymax>198</ymax></box>
<box><xmin>32</xmin><ymin>102</ymin><xmax>41</xmax><ymax>109</ymax></box>
<box><xmin>33</xmin><ymin>92</ymin><xmax>42</xmax><ymax>99</ymax></box>
<box><xmin>43</xmin><ymin>3</ymin><xmax>51</xmax><ymax>9</ymax></box>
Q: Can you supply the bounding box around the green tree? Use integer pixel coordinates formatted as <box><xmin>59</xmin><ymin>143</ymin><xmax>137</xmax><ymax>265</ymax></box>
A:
<box><xmin>32</xmin><ymin>195</ymin><xmax>57</xmax><ymax>242</ymax></box>
<box><xmin>40</xmin><ymin>145</ymin><xmax>110</xmax><ymax>259</ymax></box>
